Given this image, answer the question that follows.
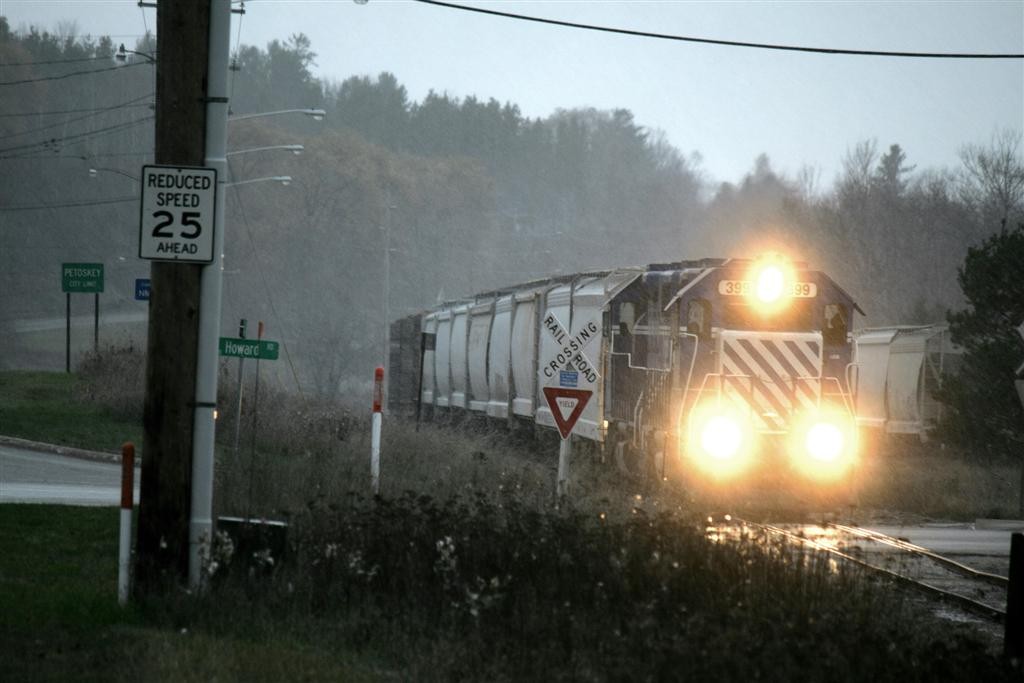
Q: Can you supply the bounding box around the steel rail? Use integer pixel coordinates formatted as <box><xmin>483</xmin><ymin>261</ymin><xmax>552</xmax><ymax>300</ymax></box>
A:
<box><xmin>828</xmin><ymin>522</ymin><xmax>1009</xmax><ymax>588</ymax></box>
<box><xmin>729</xmin><ymin>518</ymin><xmax>1006</xmax><ymax>623</ymax></box>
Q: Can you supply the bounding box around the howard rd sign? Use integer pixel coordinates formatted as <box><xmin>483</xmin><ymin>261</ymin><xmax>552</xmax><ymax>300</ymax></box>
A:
<box><xmin>218</xmin><ymin>337</ymin><xmax>279</xmax><ymax>360</ymax></box>
<box><xmin>139</xmin><ymin>165</ymin><xmax>217</xmax><ymax>263</ymax></box>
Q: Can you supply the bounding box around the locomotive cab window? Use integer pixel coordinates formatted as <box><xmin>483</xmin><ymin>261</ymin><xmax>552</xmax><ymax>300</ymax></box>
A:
<box><xmin>686</xmin><ymin>299</ymin><xmax>711</xmax><ymax>339</ymax></box>
<box><xmin>823</xmin><ymin>303</ymin><xmax>848</xmax><ymax>346</ymax></box>
<box><xmin>618</xmin><ymin>303</ymin><xmax>636</xmax><ymax>335</ymax></box>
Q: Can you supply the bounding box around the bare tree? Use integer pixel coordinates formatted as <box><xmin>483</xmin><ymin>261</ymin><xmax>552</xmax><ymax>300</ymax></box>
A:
<box><xmin>959</xmin><ymin>128</ymin><xmax>1024</xmax><ymax>227</ymax></box>
<box><xmin>840</xmin><ymin>139</ymin><xmax>878</xmax><ymax>193</ymax></box>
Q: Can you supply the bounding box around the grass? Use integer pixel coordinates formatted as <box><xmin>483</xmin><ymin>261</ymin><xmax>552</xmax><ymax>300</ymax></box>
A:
<box><xmin>0</xmin><ymin>504</ymin><xmax>1015</xmax><ymax>682</ymax></box>
<box><xmin>0</xmin><ymin>371</ymin><xmax>142</xmax><ymax>453</ymax></box>
<box><xmin>0</xmin><ymin>505</ymin><xmax>130</xmax><ymax>682</ymax></box>
<box><xmin>2</xmin><ymin>357</ymin><xmax>1023</xmax><ymax>680</ymax></box>
<box><xmin>0</xmin><ymin>505</ymin><xmax>378</xmax><ymax>682</ymax></box>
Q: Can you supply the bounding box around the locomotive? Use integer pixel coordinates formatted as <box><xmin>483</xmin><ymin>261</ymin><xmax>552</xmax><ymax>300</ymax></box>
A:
<box><xmin>389</xmin><ymin>254</ymin><xmax>862</xmax><ymax>484</ymax></box>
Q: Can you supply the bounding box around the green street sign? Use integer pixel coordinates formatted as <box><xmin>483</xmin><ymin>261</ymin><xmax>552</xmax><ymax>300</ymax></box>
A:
<box><xmin>62</xmin><ymin>262</ymin><xmax>104</xmax><ymax>293</ymax></box>
<box><xmin>258</xmin><ymin>340</ymin><xmax>279</xmax><ymax>360</ymax></box>
<box><xmin>219</xmin><ymin>337</ymin><xmax>279</xmax><ymax>360</ymax></box>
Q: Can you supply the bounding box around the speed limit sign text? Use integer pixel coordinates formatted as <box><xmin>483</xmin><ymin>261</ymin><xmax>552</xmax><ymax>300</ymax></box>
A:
<box><xmin>139</xmin><ymin>165</ymin><xmax>217</xmax><ymax>263</ymax></box>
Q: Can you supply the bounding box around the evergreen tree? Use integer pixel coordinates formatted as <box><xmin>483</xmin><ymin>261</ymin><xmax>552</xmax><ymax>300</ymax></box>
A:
<box><xmin>937</xmin><ymin>223</ymin><xmax>1024</xmax><ymax>454</ymax></box>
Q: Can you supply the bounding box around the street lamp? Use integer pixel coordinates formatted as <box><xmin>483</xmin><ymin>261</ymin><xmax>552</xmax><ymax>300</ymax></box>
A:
<box><xmin>229</xmin><ymin>108</ymin><xmax>325</xmax><ymax>123</ymax></box>
<box><xmin>227</xmin><ymin>175</ymin><xmax>292</xmax><ymax>188</ymax></box>
<box><xmin>226</xmin><ymin>144</ymin><xmax>303</xmax><ymax>158</ymax></box>
<box><xmin>89</xmin><ymin>167</ymin><xmax>140</xmax><ymax>182</ymax></box>
<box><xmin>115</xmin><ymin>43</ymin><xmax>156</xmax><ymax>64</ymax></box>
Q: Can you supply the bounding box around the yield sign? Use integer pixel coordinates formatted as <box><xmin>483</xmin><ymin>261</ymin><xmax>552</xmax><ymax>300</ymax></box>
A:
<box><xmin>543</xmin><ymin>387</ymin><xmax>592</xmax><ymax>440</ymax></box>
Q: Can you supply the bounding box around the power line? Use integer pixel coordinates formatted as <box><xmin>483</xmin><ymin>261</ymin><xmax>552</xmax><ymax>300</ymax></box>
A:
<box><xmin>0</xmin><ymin>60</ymin><xmax>150</xmax><ymax>87</ymax></box>
<box><xmin>0</xmin><ymin>115</ymin><xmax>154</xmax><ymax>158</ymax></box>
<box><xmin>0</xmin><ymin>55</ymin><xmax>107</xmax><ymax>67</ymax></box>
<box><xmin>413</xmin><ymin>0</ymin><xmax>1024</xmax><ymax>59</ymax></box>
<box><xmin>226</xmin><ymin>159</ymin><xmax>305</xmax><ymax>396</ymax></box>
<box><xmin>0</xmin><ymin>93</ymin><xmax>154</xmax><ymax>142</ymax></box>
<box><xmin>0</xmin><ymin>150</ymin><xmax>154</xmax><ymax>161</ymax></box>
<box><xmin>0</xmin><ymin>196</ymin><xmax>136</xmax><ymax>211</ymax></box>
<box><xmin>0</xmin><ymin>96</ymin><xmax>154</xmax><ymax>118</ymax></box>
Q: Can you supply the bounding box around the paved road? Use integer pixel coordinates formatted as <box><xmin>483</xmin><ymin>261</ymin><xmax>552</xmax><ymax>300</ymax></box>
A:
<box><xmin>0</xmin><ymin>444</ymin><xmax>138</xmax><ymax>506</ymax></box>
<box><xmin>863</xmin><ymin>523</ymin><xmax>1022</xmax><ymax>577</ymax></box>
<box><xmin>8</xmin><ymin>310</ymin><xmax>147</xmax><ymax>334</ymax></box>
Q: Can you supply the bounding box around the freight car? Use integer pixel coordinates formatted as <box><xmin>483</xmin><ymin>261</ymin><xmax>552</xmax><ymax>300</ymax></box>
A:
<box><xmin>389</xmin><ymin>254</ymin><xmax>863</xmax><ymax>483</ymax></box>
<box><xmin>854</xmin><ymin>324</ymin><xmax>960</xmax><ymax>441</ymax></box>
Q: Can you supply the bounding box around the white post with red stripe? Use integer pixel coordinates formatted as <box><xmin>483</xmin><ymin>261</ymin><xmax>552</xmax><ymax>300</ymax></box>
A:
<box><xmin>118</xmin><ymin>442</ymin><xmax>135</xmax><ymax>605</ymax></box>
<box><xmin>371</xmin><ymin>366</ymin><xmax>384</xmax><ymax>495</ymax></box>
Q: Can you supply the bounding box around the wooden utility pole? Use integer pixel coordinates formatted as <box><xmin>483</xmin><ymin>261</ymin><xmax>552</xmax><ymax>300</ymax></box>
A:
<box><xmin>135</xmin><ymin>1</ymin><xmax>212</xmax><ymax>591</ymax></box>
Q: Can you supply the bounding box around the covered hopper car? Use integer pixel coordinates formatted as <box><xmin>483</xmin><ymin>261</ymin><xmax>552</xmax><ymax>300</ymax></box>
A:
<box><xmin>853</xmin><ymin>324</ymin><xmax>960</xmax><ymax>441</ymax></box>
<box><xmin>389</xmin><ymin>255</ymin><xmax>863</xmax><ymax>483</ymax></box>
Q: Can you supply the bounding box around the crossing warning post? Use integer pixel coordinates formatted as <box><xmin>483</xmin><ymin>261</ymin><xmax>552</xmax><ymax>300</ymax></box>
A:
<box><xmin>371</xmin><ymin>367</ymin><xmax>384</xmax><ymax>495</ymax></box>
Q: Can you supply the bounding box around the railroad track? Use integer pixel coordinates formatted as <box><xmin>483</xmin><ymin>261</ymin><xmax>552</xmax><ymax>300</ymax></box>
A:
<box><xmin>709</xmin><ymin>517</ymin><xmax>1008</xmax><ymax>623</ymax></box>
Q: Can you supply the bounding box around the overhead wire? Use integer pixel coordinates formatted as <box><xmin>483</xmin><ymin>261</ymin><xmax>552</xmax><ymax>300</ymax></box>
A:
<box><xmin>412</xmin><ymin>0</ymin><xmax>1024</xmax><ymax>59</ymax></box>
<box><xmin>0</xmin><ymin>59</ymin><xmax>150</xmax><ymax>87</ymax></box>
<box><xmin>139</xmin><ymin>0</ymin><xmax>151</xmax><ymax>41</ymax></box>
<box><xmin>0</xmin><ymin>54</ymin><xmax>108</xmax><ymax>67</ymax></box>
<box><xmin>226</xmin><ymin>158</ymin><xmax>305</xmax><ymax>396</ymax></box>
<box><xmin>0</xmin><ymin>115</ymin><xmax>154</xmax><ymax>158</ymax></box>
<box><xmin>0</xmin><ymin>92</ymin><xmax>154</xmax><ymax>142</ymax></box>
<box><xmin>0</xmin><ymin>196</ymin><xmax>137</xmax><ymax>211</ymax></box>
<box><xmin>0</xmin><ymin>99</ymin><xmax>154</xmax><ymax>118</ymax></box>
<box><xmin>0</xmin><ymin>150</ymin><xmax>154</xmax><ymax>161</ymax></box>
<box><xmin>228</xmin><ymin>2</ymin><xmax>245</xmax><ymax>104</ymax></box>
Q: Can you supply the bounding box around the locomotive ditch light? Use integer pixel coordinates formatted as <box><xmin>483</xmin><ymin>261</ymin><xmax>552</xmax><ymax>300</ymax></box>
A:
<box><xmin>686</xmin><ymin>400</ymin><xmax>756</xmax><ymax>479</ymax></box>
<box><xmin>788</xmin><ymin>408</ymin><xmax>857</xmax><ymax>481</ymax></box>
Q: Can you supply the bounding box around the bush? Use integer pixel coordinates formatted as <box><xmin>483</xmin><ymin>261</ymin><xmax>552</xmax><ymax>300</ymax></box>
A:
<box><xmin>184</xmin><ymin>494</ymin><xmax>1014</xmax><ymax>682</ymax></box>
<box><xmin>75</xmin><ymin>344</ymin><xmax>145</xmax><ymax>421</ymax></box>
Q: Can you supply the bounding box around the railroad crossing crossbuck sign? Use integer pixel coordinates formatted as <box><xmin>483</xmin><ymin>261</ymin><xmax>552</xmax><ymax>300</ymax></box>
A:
<box><xmin>139</xmin><ymin>165</ymin><xmax>217</xmax><ymax>263</ymax></box>
<box><xmin>539</xmin><ymin>312</ymin><xmax>601</xmax><ymax>439</ymax></box>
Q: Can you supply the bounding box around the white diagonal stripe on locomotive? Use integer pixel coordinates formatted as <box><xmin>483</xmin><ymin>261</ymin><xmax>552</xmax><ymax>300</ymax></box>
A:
<box><xmin>720</xmin><ymin>339</ymin><xmax>790</xmax><ymax>430</ymax></box>
<box><xmin>728</xmin><ymin>335</ymin><xmax>822</xmax><ymax>409</ymax></box>
<box><xmin>719</xmin><ymin>346</ymin><xmax>790</xmax><ymax>430</ymax></box>
<box><xmin>719</xmin><ymin>332</ymin><xmax>824</xmax><ymax>430</ymax></box>
<box><xmin>733</xmin><ymin>339</ymin><xmax>813</xmax><ymax>408</ymax></box>
<box><xmin>774</xmin><ymin>337</ymin><xmax>823</xmax><ymax>402</ymax></box>
<box><xmin>741</xmin><ymin>338</ymin><xmax>820</xmax><ymax>406</ymax></box>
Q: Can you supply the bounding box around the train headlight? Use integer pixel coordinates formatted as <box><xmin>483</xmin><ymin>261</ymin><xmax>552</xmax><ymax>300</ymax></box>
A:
<box><xmin>789</xmin><ymin>409</ymin><xmax>857</xmax><ymax>480</ymax></box>
<box><xmin>754</xmin><ymin>264</ymin><xmax>786</xmax><ymax>304</ymax></box>
<box><xmin>686</xmin><ymin>402</ymin><xmax>755</xmax><ymax>479</ymax></box>
<box><xmin>748</xmin><ymin>254</ymin><xmax>795</xmax><ymax>313</ymax></box>
<box><xmin>805</xmin><ymin>421</ymin><xmax>844</xmax><ymax>462</ymax></box>
<box><xmin>700</xmin><ymin>415</ymin><xmax>744</xmax><ymax>460</ymax></box>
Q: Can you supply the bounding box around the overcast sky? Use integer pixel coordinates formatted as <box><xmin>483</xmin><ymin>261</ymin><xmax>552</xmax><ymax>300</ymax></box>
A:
<box><xmin>2</xmin><ymin>0</ymin><xmax>1021</xmax><ymax>187</ymax></box>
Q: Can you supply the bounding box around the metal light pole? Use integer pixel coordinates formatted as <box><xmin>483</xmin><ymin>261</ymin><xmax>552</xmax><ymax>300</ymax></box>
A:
<box><xmin>187</xmin><ymin>58</ymin><xmax>322</xmax><ymax>584</ymax></box>
<box><xmin>89</xmin><ymin>167</ymin><xmax>140</xmax><ymax>183</ymax></box>
<box><xmin>227</xmin><ymin>176</ymin><xmax>292</xmax><ymax>188</ymax></box>
<box><xmin>226</xmin><ymin>144</ymin><xmax>304</xmax><ymax>158</ymax></box>
<box><xmin>229</xmin><ymin>108</ymin><xmax>325</xmax><ymax>122</ymax></box>
<box><xmin>188</xmin><ymin>0</ymin><xmax>230</xmax><ymax>590</ymax></box>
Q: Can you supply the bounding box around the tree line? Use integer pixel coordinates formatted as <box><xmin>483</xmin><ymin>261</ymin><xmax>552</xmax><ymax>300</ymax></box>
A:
<box><xmin>1</xmin><ymin>24</ymin><xmax>1022</xmax><ymax>453</ymax></box>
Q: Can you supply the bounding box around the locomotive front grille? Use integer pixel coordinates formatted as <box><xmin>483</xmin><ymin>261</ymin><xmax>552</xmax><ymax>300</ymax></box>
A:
<box><xmin>718</xmin><ymin>332</ymin><xmax>823</xmax><ymax>432</ymax></box>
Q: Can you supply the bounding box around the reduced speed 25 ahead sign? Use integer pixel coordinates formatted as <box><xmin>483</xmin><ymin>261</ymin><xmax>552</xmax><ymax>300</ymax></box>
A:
<box><xmin>139</xmin><ymin>165</ymin><xmax>217</xmax><ymax>263</ymax></box>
